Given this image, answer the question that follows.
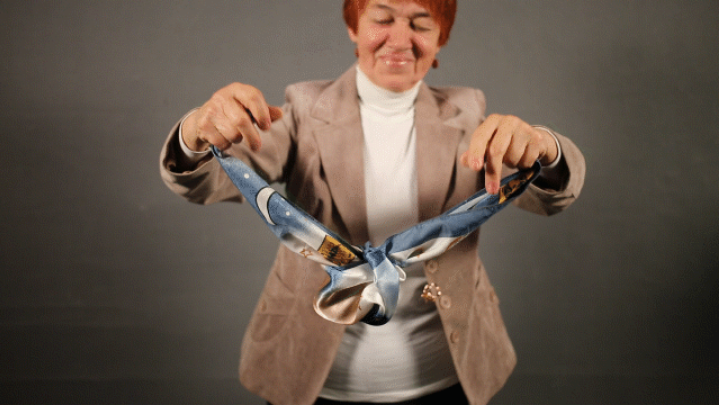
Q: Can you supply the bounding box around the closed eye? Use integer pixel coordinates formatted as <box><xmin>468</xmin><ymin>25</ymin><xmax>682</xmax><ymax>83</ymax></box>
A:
<box><xmin>410</xmin><ymin>17</ymin><xmax>435</xmax><ymax>32</ymax></box>
<box><xmin>411</xmin><ymin>22</ymin><xmax>431</xmax><ymax>32</ymax></box>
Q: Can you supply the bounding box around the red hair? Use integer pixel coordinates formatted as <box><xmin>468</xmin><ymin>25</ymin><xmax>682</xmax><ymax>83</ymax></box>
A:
<box><xmin>343</xmin><ymin>0</ymin><xmax>457</xmax><ymax>47</ymax></box>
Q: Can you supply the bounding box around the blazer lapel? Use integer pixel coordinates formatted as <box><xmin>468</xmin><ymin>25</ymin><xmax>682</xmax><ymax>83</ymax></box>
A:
<box><xmin>310</xmin><ymin>67</ymin><xmax>466</xmax><ymax>244</ymax></box>
<box><xmin>311</xmin><ymin>67</ymin><xmax>369</xmax><ymax>244</ymax></box>
<box><xmin>414</xmin><ymin>84</ymin><xmax>464</xmax><ymax>221</ymax></box>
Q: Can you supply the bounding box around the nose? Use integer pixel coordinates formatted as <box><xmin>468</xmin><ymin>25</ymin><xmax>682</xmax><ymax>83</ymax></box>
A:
<box><xmin>386</xmin><ymin>18</ymin><xmax>413</xmax><ymax>50</ymax></box>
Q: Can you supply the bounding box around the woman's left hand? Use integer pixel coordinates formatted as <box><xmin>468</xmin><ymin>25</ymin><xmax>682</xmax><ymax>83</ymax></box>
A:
<box><xmin>460</xmin><ymin>114</ymin><xmax>558</xmax><ymax>194</ymax></box>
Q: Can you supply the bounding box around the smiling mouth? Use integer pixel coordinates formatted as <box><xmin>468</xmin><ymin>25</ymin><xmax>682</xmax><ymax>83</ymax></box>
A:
<box><xmin>378</xmin><ymin>53</ymin><xmax>415</xmax><ymax>67</ymax></box>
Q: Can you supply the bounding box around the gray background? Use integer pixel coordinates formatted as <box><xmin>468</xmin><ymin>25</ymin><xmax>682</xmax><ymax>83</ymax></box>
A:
<box><xmin>1</xmin><ymin>1</ymin><xmax>717</xmax><ymax>404</ymax></box>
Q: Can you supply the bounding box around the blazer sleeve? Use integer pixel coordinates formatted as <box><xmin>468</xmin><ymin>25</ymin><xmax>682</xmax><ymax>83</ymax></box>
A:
<box><xmin>462</xmin><ymin>86</ymin><xmax>586</xmax><ymax>217</ymax></box>
<box><xmin>159</xmin><ymin>97</ymin><xmax>297</xmax><ymax>205</ymax></box>
<box><xmin>513</xmin><ymin>131</ymin><xmax>586</xmax><ymax>216</ymax></box>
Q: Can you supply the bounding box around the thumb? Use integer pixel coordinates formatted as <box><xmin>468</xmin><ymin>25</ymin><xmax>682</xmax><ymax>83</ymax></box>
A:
<box><xmin>269</xmin><ymin>105</ymin><xmax>284</xmax><ymax>122</ymax></box>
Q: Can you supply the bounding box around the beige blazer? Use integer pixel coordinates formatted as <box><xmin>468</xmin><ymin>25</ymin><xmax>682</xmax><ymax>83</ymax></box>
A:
<box><xmin>160</xmin><ymin>66</ymin><xmax>586</xmax><ymax>405</ymax></box>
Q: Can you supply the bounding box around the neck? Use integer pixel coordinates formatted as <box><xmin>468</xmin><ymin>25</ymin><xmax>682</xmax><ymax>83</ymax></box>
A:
<box><xmin>356</xmin><ymin>66</ymin><xmax>421</xmax><ymax>115</ymax></box>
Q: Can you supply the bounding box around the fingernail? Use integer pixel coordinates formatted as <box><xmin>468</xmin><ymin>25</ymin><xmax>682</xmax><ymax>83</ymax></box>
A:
<box><xmin>487</xmin><ymin>182</ymin><xmax>498</xmax><ymax>194</ymax></box>
<box><xmin>472</xmin><ymin>157</ymin><xmax>483</xmax><ymax>171</ymax></box>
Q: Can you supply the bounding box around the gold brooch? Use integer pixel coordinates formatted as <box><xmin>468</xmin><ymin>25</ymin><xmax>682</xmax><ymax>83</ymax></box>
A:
<box><xmin>421</xmin><ymin>282</ymin><xmax>442</xmax><ymax>303</ymax></box>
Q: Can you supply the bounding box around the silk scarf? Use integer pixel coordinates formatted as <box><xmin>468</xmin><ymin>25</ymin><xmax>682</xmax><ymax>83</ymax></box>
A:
<box><xmin>211</xmin><ymin>147</ymin><xmax>540</xmax><ymax>325</ymax></box>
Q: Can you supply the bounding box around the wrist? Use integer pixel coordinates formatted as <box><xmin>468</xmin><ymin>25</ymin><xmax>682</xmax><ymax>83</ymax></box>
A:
<box><xmin>180</xmin><ymin>109</ymin><xmax>210</xmax><ymax>153</ymax></box>
<box><xmin>533</xmin><ymin>125</ymin><xmax>562</xmax><ymax>168</ymax></box>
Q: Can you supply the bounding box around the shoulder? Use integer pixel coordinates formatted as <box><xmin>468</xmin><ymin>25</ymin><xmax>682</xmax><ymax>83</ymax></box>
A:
<box><xmin>284</xmin><ymin>79</ymin><xmax>334</xmax><ymax>107</ymax></box>
<box><xmin>282</xmin><ymin>76</ymin><xmax>354</xmax><ymax>122</ymax></box>
<box><xmin>281</xmin><ymin>67</ymin><xmax>359</xmax><ymax>124</ymax></box>
<box><xmin>428</xmin><ymin>85</ymin><xmax>486</xmax><ymax>118</ymax></box>
<box><xmin>418</xmin><ymin>84</ymin><xmax>487</xmax><ymax>132</ymax></box>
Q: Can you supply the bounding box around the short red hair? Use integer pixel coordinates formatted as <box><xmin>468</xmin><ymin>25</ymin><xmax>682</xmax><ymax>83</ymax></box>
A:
<box><xmin>343</xmin><ymin>0</ymin><xmax>457</xmax><ymax>47</ymax></box>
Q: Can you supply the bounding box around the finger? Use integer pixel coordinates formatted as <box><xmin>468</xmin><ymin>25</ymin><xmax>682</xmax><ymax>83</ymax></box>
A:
<box><xmin>195</xmin><ymin>108</ymin><xmax>233</xmax><ymax>150</ymax></box>
<box><xmin>233</xmin><ymin>109</ymin><xmax>263</xmax><ymax>152</ymax></box>
<box><xmin>212</xmin><ymin>117</ymin><xmax>246</xmax><ymax>147</ymax></box>
<box><xmin>484</xmin><ymin>137</ymin><xmax>509</xmax><ymax>195</ymax></box>
<box><xmin>203</xmin><ymin>100</ymin><xmax>249</xmax><ymax>148</ymax></box>
<box><xmin>240</xmin><ymin>105</ymin><xmax>282</xmax><ymax>151</ymax></box>
<box><xmin>222</xmin><ymin>100</ymin><xmax>279</xmax><ymax>152</ymax></box>
<box><xmin>220</xmin><ymin>98</ymin><xmax>254</xmax><ymax>144</ymax></box>
<box><xmin>269</xmin><ymin>105</ymin><xmax>284</xmax><ymax>122</ymax></box>
<box><xmin>503</xmin><ymin>132</ymin><xmax>530</xmax><ymax>168</ymax></box>
<box><xmin>484</xmin><ymin>119</ymin><xmax>518</xmax><ymax>194</ymax></box>
<box><xmin>517</xmin><ymin>142</ymin><xmax>540</xmax><ymax>169</ymax></box>
<box><xmin>511</xmin><ymin>127</ymin><xmax>549</xmax><ymax>168</ymax></box>
<box><xmin>464</xmin><ymin>114</ymin><xmax>500</xmax><ymax>171</ymax></box>
<box><xmin>204</xmin><ymin>129</ymin><xmax>233</xmax><ymax>151</ymax></box>
<box><xmin>200</xmin><ymin>107</ymin><xmax>252</xmax><ymax>152</ymax></box>
<box><xmin>198</xmin><ymin>118</ymin><xmax>233</xmax><ymax>151</ymax></box>
<box><xmin>232</xmin><ymin>84</ymin><xmax>273</xmax><ymax>130</ymax></box>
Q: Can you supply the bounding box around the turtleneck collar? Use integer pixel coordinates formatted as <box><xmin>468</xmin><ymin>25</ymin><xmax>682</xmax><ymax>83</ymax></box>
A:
<box><xmin>356</xmin><ymin>66</ymin><xmax>421</xmax><ymax>116</ymax></box>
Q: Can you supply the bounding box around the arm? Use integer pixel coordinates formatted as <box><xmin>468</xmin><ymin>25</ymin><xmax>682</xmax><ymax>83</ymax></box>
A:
<box><xmin>461</xmin><ymin>114</ymin><xmax>585</xmax><ymax>216</ymax></box>
<box><xmin>515</xmin><ymin>130</ymin><xmax>586</xmax><ymax>216</ymax></box>
<box><xmin>159</xmin><ymin>83</ymin><xmax>295</xmax><ymax>205</ymax></box>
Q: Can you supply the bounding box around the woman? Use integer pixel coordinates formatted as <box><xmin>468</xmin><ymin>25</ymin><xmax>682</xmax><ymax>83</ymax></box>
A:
<box><xmin>160</xmin><ymin>1</ymin><xmax>585</xmax><ymax>404</ymax></box>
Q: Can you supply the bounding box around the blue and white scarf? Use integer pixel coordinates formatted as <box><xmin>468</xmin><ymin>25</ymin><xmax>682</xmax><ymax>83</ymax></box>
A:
<box><xmin>211</xmin><ymin>147</ymin><xmax>539</xmax><ymax>325</ymax></box>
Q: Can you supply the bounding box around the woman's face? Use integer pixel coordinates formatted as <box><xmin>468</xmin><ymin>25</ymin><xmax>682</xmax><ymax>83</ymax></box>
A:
<box><xmin>349</xmin><ymin>0</ymin><xmax>441</xmax><ymax>92</ymax></box>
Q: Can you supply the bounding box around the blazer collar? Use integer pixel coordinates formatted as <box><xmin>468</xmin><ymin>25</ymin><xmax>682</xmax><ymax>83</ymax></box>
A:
<box><xmin>310</xmin><ymin>65</ymin><xmax>464</xmax><ymax>244</ymax></box>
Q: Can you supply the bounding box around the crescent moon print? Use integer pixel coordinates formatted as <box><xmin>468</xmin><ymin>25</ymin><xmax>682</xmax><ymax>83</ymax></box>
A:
<box><xmin>255</xmin><ymin>187</ymin><xmax>277</xmax><ymax>225</ymax></box>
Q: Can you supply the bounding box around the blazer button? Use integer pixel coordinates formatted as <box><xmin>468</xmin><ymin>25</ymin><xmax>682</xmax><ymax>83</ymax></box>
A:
<box><xmin>425</xmin><ymin>259</ymin><xmax>439</xmax><ymax>274</ymax></box>
<box><xmin>450</xmin><ymin>330</ymin><xmax>460</xmax><ymax>344</ymax></box>
<box><xmin>440</xmin><ymin>295</ymin><xmax>452</xmax><ymax>309</ymax></box>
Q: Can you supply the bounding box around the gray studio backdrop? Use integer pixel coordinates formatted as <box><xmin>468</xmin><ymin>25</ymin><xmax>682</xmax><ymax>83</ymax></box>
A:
<box><xmin>2</xmin><ymin>1</ymin><xmax>717</xmax><ymax>404</ymax></box>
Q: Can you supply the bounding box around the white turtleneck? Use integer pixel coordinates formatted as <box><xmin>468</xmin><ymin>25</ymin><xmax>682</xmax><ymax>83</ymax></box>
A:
<box><xmin>319</xmin><ymin>67</ymin><xmax>458</xmax><ymax>402</ymax></box>
<box><xmin>359</xmin><ymin>67</ymin><xmax>421</xmax><ymax>246</ymax></box>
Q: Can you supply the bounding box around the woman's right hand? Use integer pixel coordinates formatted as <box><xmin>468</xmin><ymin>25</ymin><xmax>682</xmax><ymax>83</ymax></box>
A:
<box><xmin>181</xmin><ymin>83</ymin><xmax>284</xmax><ymax>153</ymax></box>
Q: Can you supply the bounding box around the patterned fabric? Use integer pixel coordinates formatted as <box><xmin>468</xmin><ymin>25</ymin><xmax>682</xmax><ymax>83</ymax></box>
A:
<box><xmin>211</xmin><ymin>147</ymin><xmax>540</xmax><ymax>325</ymax></box>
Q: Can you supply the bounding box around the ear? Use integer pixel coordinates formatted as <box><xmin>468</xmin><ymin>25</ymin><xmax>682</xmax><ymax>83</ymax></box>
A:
<box><xmin>347</xmin><ymin>26</ymin><xmax>358</xmax><ymax>43</ymax></box>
